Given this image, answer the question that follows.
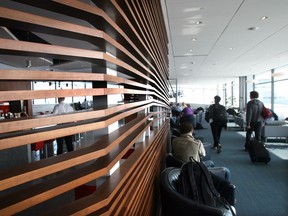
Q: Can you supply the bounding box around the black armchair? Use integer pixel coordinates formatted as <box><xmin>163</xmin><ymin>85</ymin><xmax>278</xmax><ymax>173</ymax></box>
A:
<box><xmin>160</xmin><ymin>167</ymin><xmax>236</xmax><ymax>216</ymax></box>
<box><xmin>166</xmin><ymin>153</ymin><xmax>232</xmax><ymax>183</ymax></box>
<box><xmin>166</xmin><ymin>153</ymin><xmax>215</xmax><ymax>168</ymax></box>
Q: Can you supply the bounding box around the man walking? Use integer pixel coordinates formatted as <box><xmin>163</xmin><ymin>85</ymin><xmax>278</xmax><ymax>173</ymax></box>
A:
<box><xmin>244</xmin><ymin>91</ymin><xmax>265</xmax><ymax>150</ymax></box>
<box><xmin>52</xmin><ymin>97</ymin><xmax>74</xmax><ymax>155</ymax></box>
<box><xmin>207</xmin><ymin>95</ymin><xmax>228</xmax><ymax>153</ymax></box>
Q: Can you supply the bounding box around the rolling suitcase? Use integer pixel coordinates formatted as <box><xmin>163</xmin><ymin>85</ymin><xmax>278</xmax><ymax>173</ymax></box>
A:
<box><xmin>248</xmin><ymin>140</ymin><xmax>271</xmax><ymax>163</ymax></box>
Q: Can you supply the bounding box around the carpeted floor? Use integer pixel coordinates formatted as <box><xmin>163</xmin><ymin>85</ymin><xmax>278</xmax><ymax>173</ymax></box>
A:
<box><xmin>194</xmin><ymin>121</ymin><xmax>288</xmax><ymax>216</ymax></box>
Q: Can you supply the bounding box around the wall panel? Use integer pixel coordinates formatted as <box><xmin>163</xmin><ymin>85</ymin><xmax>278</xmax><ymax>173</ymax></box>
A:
<box><xmin>0</xmin><ymin>0</ymin><xmax>169</xmax><ymax>215</ymax></box>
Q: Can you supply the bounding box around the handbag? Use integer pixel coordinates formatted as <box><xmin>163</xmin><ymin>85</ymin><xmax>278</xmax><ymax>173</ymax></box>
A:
<box><xmin>262</xmin><ymin>105</ymin><xmax>272</xmax><ymax>119</ymax></box>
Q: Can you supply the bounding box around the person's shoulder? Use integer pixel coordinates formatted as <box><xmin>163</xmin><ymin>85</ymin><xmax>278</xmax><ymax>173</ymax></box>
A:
<box><xmin>247</xmin><ymin>100</ymin><xmax>253</xmax><ymax>105</ymax></box>
<box><xmin>64</xmin><ymin>103</ymin><xmax>74</xmax><ymax>111</ymax></box>
<box><xmin>208</xmin><ymin>104</ymin><xmax>215</xmax><ymax>109</ymax></box>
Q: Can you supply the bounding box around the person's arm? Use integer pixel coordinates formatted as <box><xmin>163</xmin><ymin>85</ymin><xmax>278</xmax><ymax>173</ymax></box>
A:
<box><xmin>198</xmin><ymin>141</ymin><xmax>206</xmax><ymax>157</ymax></box>
<box><xmin>246</xmin><ymin>102</ymin><xmax>251</xmax><ymax>129</ymax></box>
<box><xmin>52</xmin><ymin>104</ymin><xmax>58</xmax><ymax>114</ymax></box>
<box><xmin>208</xmin><ymin>105</ymin><xmax>214</xmax><ymax>123</ymax></box>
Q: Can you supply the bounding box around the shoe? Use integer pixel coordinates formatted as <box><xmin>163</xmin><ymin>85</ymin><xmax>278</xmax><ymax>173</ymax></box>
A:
<box><xmin>217</xmin><ymin>147</ymin><xmax>221</xmax><ymax>153</ymax></box>
<box><xmin>218</xmin><ymin>144</ymin><xmax>222</xmax><ymax>149</ymax></box>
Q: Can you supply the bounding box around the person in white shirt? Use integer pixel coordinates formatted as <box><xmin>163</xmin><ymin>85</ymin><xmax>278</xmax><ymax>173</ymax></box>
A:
<box><xmin>52</xmin><ymin>97</ymin><xmax>74</xmax><ymax>155</ymax></box>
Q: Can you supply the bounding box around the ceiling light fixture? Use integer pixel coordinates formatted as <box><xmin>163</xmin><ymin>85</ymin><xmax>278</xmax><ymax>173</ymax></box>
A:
<box><xmin>261</xmin><ymin>16</ymin><xmax>269</xmax><ymax>20</ymax></box>
<box><xmin>248</xmin><ymin>26</ymin><xmax>259</xmax><ymax>31</ymax></box>
<box><xmin>191</xmin><ymin>38</ymin><xmax>197</xmax><ymax>41</ymax></box>
<box><xmin>195</xmin><ymin>21</ymin><xmax>202</xmax><ymax>25</ymax></box>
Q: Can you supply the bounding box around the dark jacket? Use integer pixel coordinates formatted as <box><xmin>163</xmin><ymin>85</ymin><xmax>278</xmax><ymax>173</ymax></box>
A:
<box><xmin>246</xmin><ymin>99</ymin><xmax>264</xmax><ymax>126</ymax></box>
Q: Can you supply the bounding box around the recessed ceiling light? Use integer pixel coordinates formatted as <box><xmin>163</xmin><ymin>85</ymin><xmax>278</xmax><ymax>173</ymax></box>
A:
<box><xmin>191</xmin><ymin>38</ymin><xmax>197</xmax><ymax>41</ymax></box>
<box><xmin>195</xmin><ymin>21</ymin><xmax>202</xmax><ymax>25</ymax></box>
<box><xmin>248</xmin><ymin>26</ymin><xmax>259</xmax><ymax>31</ymax></box>
<box><xmin>229</xmin><ymin>47</ymin><xmax>234</xmax><ymax>50</ymax></box>
<box><xmin>261</xmin><ymin>16</ymin><xmax>269</xmax><ymax>20</ymax></box>
<box><xmin>189</xmin><ymin>49</ymin><xmax>193</xmax><ymax>52</ymax></box>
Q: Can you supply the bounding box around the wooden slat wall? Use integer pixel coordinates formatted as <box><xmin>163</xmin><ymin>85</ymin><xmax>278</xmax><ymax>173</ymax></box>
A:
<box><xmin>0</xmin><ymin>0</ymin><xmax>169</xmax><ymax>215</ymax></box>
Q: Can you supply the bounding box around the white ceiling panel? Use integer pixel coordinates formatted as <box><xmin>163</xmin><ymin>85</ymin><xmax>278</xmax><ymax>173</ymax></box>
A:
<box><xmin>162</xmin><ymin>0</ymin><xmax>288</xmax><ymax>87</ymax></box>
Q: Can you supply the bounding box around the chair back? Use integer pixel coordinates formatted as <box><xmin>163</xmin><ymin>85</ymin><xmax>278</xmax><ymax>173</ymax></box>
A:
<box><xmin>160</xmin><ymin>167</ymin><xmax>225</xmax><ymax>216</ymax></box>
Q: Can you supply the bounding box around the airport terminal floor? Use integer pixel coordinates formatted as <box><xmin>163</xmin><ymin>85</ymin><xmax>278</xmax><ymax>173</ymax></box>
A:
<box><xmin>190</xmin><ymin>121</ymin><xmax>288</xmax><ymax>216</ymax></box>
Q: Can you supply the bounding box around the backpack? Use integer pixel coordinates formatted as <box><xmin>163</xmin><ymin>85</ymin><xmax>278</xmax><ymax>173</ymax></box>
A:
<box><xmin>178</xmin><ymin>158</ymin><xmax>236</xmax><ymax>215</ymax></box>
<box><xmin>204</xmin><ymin>109</ymin><xmax>210</xmax><ymax>123</ymax></box>
<box><xmin>211</xmin><ymin>104</ymin><xmax>228</xmax><ymax>123</ymax></box>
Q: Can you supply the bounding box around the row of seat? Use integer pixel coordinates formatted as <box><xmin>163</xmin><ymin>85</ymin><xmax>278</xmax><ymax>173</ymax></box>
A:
<box><xmin>161</xmin><ymin>128</ymin><xmax>237</xmax><ymax>215</ymax></box>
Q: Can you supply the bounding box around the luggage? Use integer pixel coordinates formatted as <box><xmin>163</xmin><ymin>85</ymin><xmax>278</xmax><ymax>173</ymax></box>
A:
<box><xmin>248</xmin><ymin>140</ymin><xmax>271</xmax><ymax>163</ymax></box>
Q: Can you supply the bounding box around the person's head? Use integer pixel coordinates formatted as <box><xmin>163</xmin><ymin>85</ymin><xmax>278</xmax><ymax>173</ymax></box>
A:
<box><xmin>58</xmin><ymin>97</ymin><xmax>65</xmax><ymax>103</ymax></box>
<box><xmin>179</xmin><ymin>121</ymin><xmax>194</xmax><ymax>134</ymax></box>
<box><xmin>214</xmin><ymin>95</ymin><xmax>221</xmax><ymax>103</ymax></box>
<box><xmin>186</xmin><ymin>104</ymin><xmax>191</xmax><ymax>108</ymax></box>
<box><xmin>250</xmin><ymin>91</ymin><xmax>259</xmax><ymax>99</ymax></box>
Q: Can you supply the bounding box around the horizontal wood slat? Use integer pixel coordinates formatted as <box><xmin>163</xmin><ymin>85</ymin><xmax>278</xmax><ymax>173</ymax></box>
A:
<box><xmin>0</xmin><ymin>0</ymin><xmax>169</xmax><ymax>215</ymax></box>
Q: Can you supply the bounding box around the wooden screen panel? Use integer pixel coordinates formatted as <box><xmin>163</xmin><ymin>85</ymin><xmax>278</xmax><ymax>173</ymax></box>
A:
<box><xmin>0</xmin><ymin>0</ymin><xmax>169</xmax><ymax>215</ymax></box>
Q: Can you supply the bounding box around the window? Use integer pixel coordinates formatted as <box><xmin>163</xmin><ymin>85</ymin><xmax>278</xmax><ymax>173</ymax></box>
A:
<box><xmin>273</xmin><ymin>65</ymin><xmax>288</xmax><ymax>120</ymax></box>
<box><xmin>255</xmin><ymin>71</ymin><xmax>271</xmax><ymax>107</ymax></box>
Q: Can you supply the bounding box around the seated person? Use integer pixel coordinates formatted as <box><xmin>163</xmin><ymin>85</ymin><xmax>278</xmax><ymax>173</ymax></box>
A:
<box><xmin>180</xmin><ymin>104</ymin><xmax>196</xmax><ymax>128</ymax></box>
<box><xmin>172</xmin><ymin>121</ymin><xmax>205</xmax><ymax>162</ymax></box>
<box><xmin>227</xmin><ymin>108</ymin><xmax>237</xmax><ymax>116</ymax></box>
<box><xmin>181</xmin><ymin>103</ymin><xmax>194</xmax><ymax>116</ymax></box>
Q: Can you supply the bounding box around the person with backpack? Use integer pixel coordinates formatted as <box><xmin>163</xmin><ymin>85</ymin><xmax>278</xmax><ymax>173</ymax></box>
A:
<box><xmin>207</xmin><ymin>95</ymin><xmax>228</xmax><ymax>153</ymax></box>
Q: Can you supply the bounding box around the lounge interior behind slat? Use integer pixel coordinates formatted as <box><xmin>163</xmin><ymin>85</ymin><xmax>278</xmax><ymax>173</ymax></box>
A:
<box><xmin>0</xmin><ymin>0</ymin><xmax>169</xmax><ymax>215</ymax></box>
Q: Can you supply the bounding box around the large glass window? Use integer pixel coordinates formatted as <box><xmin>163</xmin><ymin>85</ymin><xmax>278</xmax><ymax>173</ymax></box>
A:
<box><xmin>33</xmin><ymin>81</ymin><xmax>92</xmax><ymax>106</ymax></box>
<box><xmin>232</xmin><ymin>79</ymin><xmax>239</xmax><ymax>108</ymax></box>
<box><xmin>273</xmin><ymin>65</ymin><xmax>288</xmax><ymax>120</ymax></box>
<box><xmin>32</xmin><ymin>81</ymin><xmax>56</xmax><ymax>105</ymax></box>
<box><xmin>255</xmin><ymin>71</ymin><xmax>271</xmax><ymax>107</ymax></box>
<box><xmin>179</xmin><ymin>85</ymin><xmax>218</xmax><ymax>107</ymax></box>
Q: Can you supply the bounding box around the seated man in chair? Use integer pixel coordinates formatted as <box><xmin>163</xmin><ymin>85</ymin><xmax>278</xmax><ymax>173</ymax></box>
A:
<box><xmin>172</xmin><ymin>121</ymin><xmax>206</xmax><ymax>163</ymax></box>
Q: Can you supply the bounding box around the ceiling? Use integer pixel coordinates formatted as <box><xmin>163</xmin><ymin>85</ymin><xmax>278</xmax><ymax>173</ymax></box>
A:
<box><xmin>161</xmin><ymin>0</ymin><xmax>288</xmax><ymax>88</ymax></box>
<box><xmin>1</xmin><ymin>0</ymin><xmax>288</xmax><ymax>89</ymax></box>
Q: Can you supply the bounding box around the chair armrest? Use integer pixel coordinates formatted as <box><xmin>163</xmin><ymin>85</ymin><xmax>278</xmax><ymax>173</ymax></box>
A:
<box><xmin>211</xmin><ymin>172</ymin><xmax>236</xmax><ymax>205</ymax></box>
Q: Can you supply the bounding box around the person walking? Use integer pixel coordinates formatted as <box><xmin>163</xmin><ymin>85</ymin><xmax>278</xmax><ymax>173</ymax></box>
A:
<box><xmin>244</xmin><ymin>91</ymin><xmax>265</xmax><ymax>150</ymax></box>
<box><xmin>207</xmin><ymin>95</ymin><xmax>228</xmax><ymax>153</ymax></box>
<box><xmin>52</xmin><ymin>97</ymin><xmax>74</xmax><ymax>155</ymax></box>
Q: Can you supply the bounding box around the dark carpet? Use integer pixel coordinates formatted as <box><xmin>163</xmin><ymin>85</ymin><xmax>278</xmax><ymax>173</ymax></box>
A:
<box><xmin>194</xmin><ymin>122</ymin><xmax>288</xmax><ymax>216</ymax></box>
